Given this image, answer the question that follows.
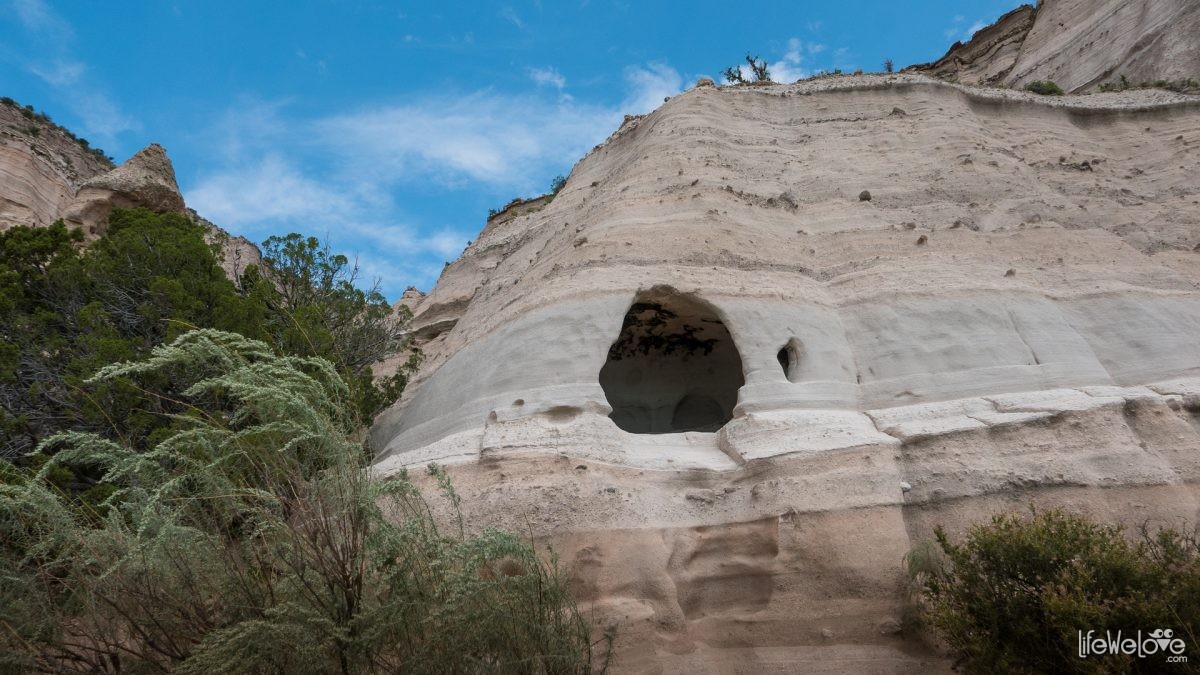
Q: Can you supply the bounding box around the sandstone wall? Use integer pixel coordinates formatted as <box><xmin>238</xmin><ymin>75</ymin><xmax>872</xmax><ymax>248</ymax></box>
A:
<box><xmin>0</xmin><ymin>101</ymin><xmax>112</xmax><ymax>231</ymax></box>
<box><xmin>913</xmin><ymin>0</ymin><xmax>1200</xmax><ymax>92</ymax></box>
<box><xmin>373</xmin><ymin>74</ymin><xmax>1200</xmax><ymax>670</ymax></box>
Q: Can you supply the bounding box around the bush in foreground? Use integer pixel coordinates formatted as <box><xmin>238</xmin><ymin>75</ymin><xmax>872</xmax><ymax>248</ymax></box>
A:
<box><xmin>907</xmin><ymin>508</ymin><xmax>1199</xmax><ymax>673</ymax></box>
<box><xmin>0</xmin><ymin>330</ymin><xmax>599</xmax><ymax>673</ymax></box>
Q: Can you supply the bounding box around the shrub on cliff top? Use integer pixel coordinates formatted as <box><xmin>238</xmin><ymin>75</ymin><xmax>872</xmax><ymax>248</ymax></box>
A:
<box><xmin>907</xmin><ymin>508</ymin><xmax>1200</xmax><ymax>673</ymax></box>
<box><xmin>723</xmin><ymin>53</ymin><xmax>771</xmax><ymax>84</ymax></box>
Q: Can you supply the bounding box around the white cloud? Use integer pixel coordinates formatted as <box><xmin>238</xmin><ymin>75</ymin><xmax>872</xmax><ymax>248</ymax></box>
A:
<box><xmin>499</xmin><ymin>6</ymin><xmax>525</xmax><ymax>30</ymax></box>
<box><xmin>185</xmin><ymin>62</ymin><xmax>685</xmax><ymax>292</ymax></box>
<box><xmin>528</xmin><ymin>66</ymin><xmax>566</xmax><ymax>89</ymax></box>
<box><xmin>945</xmin><ymin>14</ymin><xmax>992</xmax><ymax>43</ymax></box>
<box><xmin>769</xmin><ymin>38</ymin><xmax>813</xmax><ymax>83</ymax></box>
<box><xmin>11</xmin><ymin>0</ymin><xmax>72</xmax><ymax>41</ymax></box>
<box><xmin>313</xmin><ymin>94</ymin><xmax>608</xmax><ymax>188</ymax></box>
<box><xmin>188</xmin><ymin>155</ymin><xmax>355</xmax><ymax>226</ymax></box>
<box><xmin>11</xmin><ymin>0</ymin><xmax>138</xmax><ymax>147</ymax></box>
<box><xmin>29</xmin><ymin>58</ymin><xmax>84</xmax><ymax>86</ymax></box>
<box><xmin>622</xmin><ymin>62</ymin><xmax>682</xmax><ymax>114</ymax></box>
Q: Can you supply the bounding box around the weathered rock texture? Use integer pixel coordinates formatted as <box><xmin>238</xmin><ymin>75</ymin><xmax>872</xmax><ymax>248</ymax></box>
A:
<box><xmin>0</xmin><ymin>102</ymin><xmax>113</xmax><ymax>231</ymax></box>
<box><xmin>912</xmin><ymin>0</ymin><xmax>1200</xmax><ymax>92</ymax></box>
<box><xmin>373</xmin><ymin>73</ymin><xmax>1200</xmax><ymax>671</ymax></box>
<box><xmin>60</xmin><ymin>143</ymin><xmax>186</xmax><ymax>236</ymax></box>
<box><xmin>0</xmin><ymin>102</ymin><xmax>259</xmax><ymax>275</ymax></box>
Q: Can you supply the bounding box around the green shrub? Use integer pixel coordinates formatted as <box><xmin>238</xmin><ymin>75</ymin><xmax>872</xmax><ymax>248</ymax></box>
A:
<box><xmin>1025</xmin><ymin>80</ymin><xmax>1065</xmax><ymax>96</ymax></box>
<box><xmin>1099</xmin><ymin>75</ymin><xmax>1200</xmax><ymax>94</ymax></box>
<box><xmin>0</xmin><ymin>210</ymin><xmax>416</xmax><ymax>465</ymax></box>
<box><xmin>908</xmin><ymin>508</ymin><xmax>1199</xmax><ymax>673</ymax></box>
<box><xmin>549</xmin><ymin>174</ymin><xmax>567</xmax><ymax>196</ymax></box>
<box><xmin>723</xmin><ymin>53</ymin><xmax>770</xmax><ymax>84</ymax></box>
<box><xmin>0</xmin><ymin>330</ymin><xmax>601</xmax><ymax>673</ymax></box>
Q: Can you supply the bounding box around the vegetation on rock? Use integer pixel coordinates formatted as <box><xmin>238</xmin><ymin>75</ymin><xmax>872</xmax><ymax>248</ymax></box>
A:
<box><xmin>1024</xmin><ymin>80</ymin><xmax>1065</xmax><ymax>96</ymax></box>
<box><xmin>0</xmin><ymin>330</ymin><xmax>599</xmax><ymax>673</ymax></box>
<box><xmin>723</xmin><ymin>54</ymin><xmax>771</xmax><ymax>84</ymax></box>
<box><xmin>907</xmin><ymin>508</ymin><xmax>1199</xmax><ymax>673</ymax></box>
<box><xmin>1098</xmin><ymin>75</ymin><xmax>1200</xmax><ymax>94</ymax></box>
<box><xmin>0</xmin><ymin>96</ymin><xmax>114</xmax><ymax>165</ymax></box>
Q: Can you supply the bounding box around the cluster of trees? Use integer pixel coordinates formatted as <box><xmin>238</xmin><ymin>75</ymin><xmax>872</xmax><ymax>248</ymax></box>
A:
<box><xmin>0</xmin><ymin>209</ymin><xmax>603</xmax><ymax>672</ymax></box>
<box><xmin>0</xmin><ymin>210</ymin><xmax>414</xmax><ymax>467</ymax></box>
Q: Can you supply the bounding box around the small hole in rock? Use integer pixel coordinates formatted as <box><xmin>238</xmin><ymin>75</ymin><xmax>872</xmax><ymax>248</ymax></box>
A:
<box><xmin>777</xmin><ymin>338</ymin><xmax>805</xmax><ymax>383</ymax></box>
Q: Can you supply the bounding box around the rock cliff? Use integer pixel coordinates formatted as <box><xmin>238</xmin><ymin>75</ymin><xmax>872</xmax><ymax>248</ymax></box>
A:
<box><xmin>0</xmin><ymin>98</ymin><xmax>259</xmax><ymax>275</ymax></box>
<box><xmin>0</xmin><ymin>99</ymin><xmax>112</xmax><ymax>231</ymax></box>
<box><xmin>61</xmin><ymin>142</ymin><xmax>186</xmax><ymax>236</ymax></box>
<box><xmin>372</xmin><ymin>73</ymin><xmax>1200</xmax><ymax>670</ymax></box>
<box><xmin>912</xmin><ymin>0</ymin><xmax>1200</xmax><ymax>92</ymax></box>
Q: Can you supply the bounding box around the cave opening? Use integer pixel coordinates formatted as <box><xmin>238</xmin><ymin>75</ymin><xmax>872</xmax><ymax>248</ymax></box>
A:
<box><xmin>599</xmin><ymin>288</ymin><xmax>745</xmax><ymax>434</ymax></box>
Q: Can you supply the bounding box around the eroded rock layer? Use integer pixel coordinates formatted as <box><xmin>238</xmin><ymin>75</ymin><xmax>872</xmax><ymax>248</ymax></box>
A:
<box><xmin>0</xmin><ymin>102</ymin><xmax>113</xmax><ymax>231</ymax></box>
<box><xmin>913</xmin><ymin>0</ymin><xmax>1200</xmax><ymax>92</ymax></box>
<box><xmin>0</xmin><ymin>102</ymin><xmax>260</xmax><ymax>275</ymax></box>
<box><xmin>373</xmin><ymin>73</ymin><xmax>1200</xmax><ymax>670</ymax></box>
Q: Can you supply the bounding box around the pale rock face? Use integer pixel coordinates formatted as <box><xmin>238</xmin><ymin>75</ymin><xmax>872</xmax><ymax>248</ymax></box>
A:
<box><xmin>373</xmin><ymin>73</ymin><xmax>1200</xmax><ymax>669</ymax></box>
<box><xmin>0</xmin><ymin>103</ymin><xmax>113</xmax><ymax>231</ymax></box>
<box><xmin>0</xmin><ymin>113</ymin><xmax>259</xmax><ymax>279</ymax></box>
<box><xmin>914</xmin><ymin>0</ymin><xmax>1200</xmax><ymax>92</ymax></box>
<box><xmin>62</xmin><ymin>143</ymin><xmax>187</xmax><ymax>236</ymax></box>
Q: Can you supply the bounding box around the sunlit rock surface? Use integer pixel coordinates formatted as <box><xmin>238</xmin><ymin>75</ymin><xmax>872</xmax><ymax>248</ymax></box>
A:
<box><xmin>912</xmin><ymin>0</ymin><xmax>1200</xmax><ymax>93</ymax></box>
<box><xmin>373</xmin><ymin>71</ymin><xmax>1200</xmax><ymax>670</ymax></box>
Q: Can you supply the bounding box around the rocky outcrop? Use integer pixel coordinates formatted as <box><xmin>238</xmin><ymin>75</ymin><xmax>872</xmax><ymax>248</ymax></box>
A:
<box><xmin>62</xmin><ymin>143</ymin><xmax>187</xmax><ymax>236</ymax></box>
<box><xmin>0</xmin><ymin>100</ymin><xmax>112</xmax><ymax>231</ymax></box>
<box><xmin>912</xmin><ymin>0</ymin><xmax>1200</xmax><ymax>92</ymax></box>
<box><xmin>0</xmin><ymin>102</ymin><xmax>260</xmax><ymax>279</ymax></box>
<box><xmin>371</xmin><ymin>73</ymin><xmax>1200</xmax><ymax>669</ymax></box>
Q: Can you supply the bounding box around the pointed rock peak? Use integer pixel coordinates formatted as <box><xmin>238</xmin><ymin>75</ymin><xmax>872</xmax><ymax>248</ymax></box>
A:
<box><xmin>80</xmin><ymin>142</ymin><xmax>184</xmax><ymax>213</ymax></box>
<box><xmin>125</xmin><ymin>143</ymin><xmax>179</xmax><ymax>184</ymax></box>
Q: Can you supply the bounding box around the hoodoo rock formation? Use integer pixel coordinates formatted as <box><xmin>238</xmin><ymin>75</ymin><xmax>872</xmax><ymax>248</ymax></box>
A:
<box><xmin>912</xmin><ymin>0</ymin><xmax>1200</xmax><ymax>92</ymax></box>
<box><xmin>372</xmin><ymin>73</ymin><xmax>1200</xmax><ymax>669</ymax></box>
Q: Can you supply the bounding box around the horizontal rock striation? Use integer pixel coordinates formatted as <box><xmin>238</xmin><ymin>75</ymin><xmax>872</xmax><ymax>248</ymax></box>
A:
<box><xmin>0</xmin><ymin>102</ymin><xmax>112</xmax><ymax>231</ymax></box>
<box><xmin>373</xmin><ymin>73</ymin><xmax>1200</xmax><ymax>669</ymax></box>
<box><xmin>913</xmin><ymin>0</ymin><xmax>1200</xmax><ymax>93</ymax></box>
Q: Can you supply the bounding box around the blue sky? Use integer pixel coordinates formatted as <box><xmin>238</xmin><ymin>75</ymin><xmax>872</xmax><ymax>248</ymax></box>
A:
<box><xmin>1</xmin><ymin>0</ymin><xmax>1020</xmax><ymax>299</ymax></box>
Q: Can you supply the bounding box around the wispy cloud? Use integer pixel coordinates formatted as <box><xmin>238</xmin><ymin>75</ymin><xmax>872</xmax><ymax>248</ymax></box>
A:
<box><xmin>499</xmin><ymin>6</ymin><xmax>525</xmax><ymax>30</ymax></box>
<box><xmin>621</xmin><ymin>62</ymin><xmax>682</xmax><ymax>114</ymax></box>
<box><xmin>528</xmin><ymin>66</ymin><xmax>566</xmax><ymax>90</ymax></box>
<box><xmin>186</xmin><ymin>62</ymin><xmax>684</xmax><ymax>292</ymax></box>
<box><xmin>187</xmin><ymin>155</ymin><xmax>355</xmax><ymax>226</ymax></box>
<box><xmin>9</xmin><ymin>0</ymin><xmax>137</xmax><ymax>147</ymax></box>
<box><xmin>944</xmin><ymin>14</ymin><xmax>990</xmax><ymax>43</ymax></box>
<box><xmin>768</xmin><ymin>38</ymin><xmax>818</xmax><ymax>82</ymax></box>
<box><xmin>11</xmin><ymin>0</ymin><xmax>72</xmax><ymax>41</ymax></box>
